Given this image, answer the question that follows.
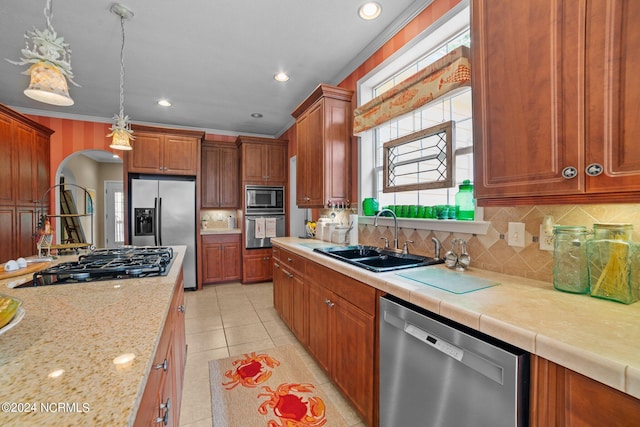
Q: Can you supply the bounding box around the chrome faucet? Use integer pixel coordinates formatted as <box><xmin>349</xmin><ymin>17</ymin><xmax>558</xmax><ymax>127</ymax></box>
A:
<box><xmin>374</xmin><ymin>208</ymin><xmax>398</xmax><ymax>250</ymax></box>
<box><xmin>431</xmin><ymin>236</ymin><xmax>442</xmax><ymax>260</ymax></box>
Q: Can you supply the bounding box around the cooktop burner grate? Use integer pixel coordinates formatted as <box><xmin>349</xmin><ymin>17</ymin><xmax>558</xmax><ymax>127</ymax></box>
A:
<box><xmin>28</xmin><ymin>246</ymin><xmax>174</xmax><ymax>287</ymax></box>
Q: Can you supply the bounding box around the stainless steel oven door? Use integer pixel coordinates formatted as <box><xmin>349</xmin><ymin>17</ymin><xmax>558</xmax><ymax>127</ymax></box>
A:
<box><xmin>245</xmin><ymin>215</ymin><xmax>286</xmax><ymax>248</ymax></box>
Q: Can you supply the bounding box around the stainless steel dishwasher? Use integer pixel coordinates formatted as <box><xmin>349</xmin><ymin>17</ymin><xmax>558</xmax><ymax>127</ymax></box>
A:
<box><xmin>380</xmin><ymin>295</ymin><xmax>529</xmax><ymax>427</ymax></box>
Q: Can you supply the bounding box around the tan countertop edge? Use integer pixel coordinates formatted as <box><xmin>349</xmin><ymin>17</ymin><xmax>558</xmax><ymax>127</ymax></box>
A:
<box><xmin>0</xmin><ymin>246</ymin><xmax>186</xmax><ymax>427</ymax></box>
<box><xmin>272</xmin><ymin>237</ymin><xmax>640</xmax><ymax>400</ymax></box>
<box><xmin>200</xmin><ymin>228</ymin><xmax>241</xmax><ymax>235</ymax></box>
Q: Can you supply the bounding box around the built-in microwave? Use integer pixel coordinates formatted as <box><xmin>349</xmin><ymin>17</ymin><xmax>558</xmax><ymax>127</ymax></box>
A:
<box><xmin>245</xmin><ymin>185</ymin><xmax>285</xmax><ymax>215</ymax></box>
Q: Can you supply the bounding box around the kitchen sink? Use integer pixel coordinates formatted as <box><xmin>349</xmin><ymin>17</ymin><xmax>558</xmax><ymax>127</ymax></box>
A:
<box><xmin>313</xmin><ymin>245</ymin><xmax>443</xmax><ymax>272</ymax></box>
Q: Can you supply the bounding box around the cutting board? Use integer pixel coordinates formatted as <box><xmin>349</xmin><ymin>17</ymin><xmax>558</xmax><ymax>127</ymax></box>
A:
<box><xmin>0</xmin><ymin>262</ymin><xmax>51</xmax><ymax>281</ymax></box>
<box><xmin>396</xmin><ymin>268</ymin><xmax>500</xmax><ymax>294</ymax></box>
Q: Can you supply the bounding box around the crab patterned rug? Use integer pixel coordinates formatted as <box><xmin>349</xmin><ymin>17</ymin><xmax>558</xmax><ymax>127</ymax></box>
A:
<box><xmin>209</xmin><ymin>344</ymin><xmax>348</xmax><ymax>427</ymax></box>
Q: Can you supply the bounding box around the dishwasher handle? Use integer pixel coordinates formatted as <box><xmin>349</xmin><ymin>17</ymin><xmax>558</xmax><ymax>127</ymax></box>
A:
<box><xmin>383</xmin><ymin>310</ymin><xmax>504</xmax><ymax>385</ymax></box>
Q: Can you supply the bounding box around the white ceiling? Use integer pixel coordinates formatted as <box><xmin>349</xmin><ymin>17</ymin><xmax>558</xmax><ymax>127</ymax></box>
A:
<box><xmin>0</xmin><ymin>0</ymin><xmax>427</xmax><ymax>138</ymax></box>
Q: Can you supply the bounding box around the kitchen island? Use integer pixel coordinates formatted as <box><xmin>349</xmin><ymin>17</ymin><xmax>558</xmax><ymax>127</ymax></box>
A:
<box><xmin>0</xmin><ymin>246</ymin><xmax>186</xmax><ymax>426</ymax></box>
<box><xmin>272</xmin><ymin>237</ymin><xmax>640</xmax><ymax>425</ymax></box>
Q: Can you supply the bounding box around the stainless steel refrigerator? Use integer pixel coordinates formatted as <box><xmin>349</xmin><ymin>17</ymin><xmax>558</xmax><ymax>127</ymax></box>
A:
<box><xmin>130</xmin><ymin>177</ymin><xmax>196</xmax><ymax>289</ymax></box>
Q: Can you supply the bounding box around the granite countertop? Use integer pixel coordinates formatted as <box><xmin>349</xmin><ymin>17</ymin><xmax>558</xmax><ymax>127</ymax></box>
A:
<box><xmin>0</xmin><ymin>247</ymin><xmax>185</xmax><ymax>426</ymax></box>
<box><xmin>272</xmin><ymin>237</ymin><xmax>640</xmax><ymax>400</ymax></box>
<box><xmin>200</xmin><ymin>228</ymin><xmax>241</xmax><ymax>235</ymax></box>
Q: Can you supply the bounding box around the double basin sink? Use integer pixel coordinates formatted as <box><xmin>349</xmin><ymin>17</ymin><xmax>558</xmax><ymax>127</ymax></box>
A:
<box><xmin>313</xmin><ymin>245</ymin><xmax>443</xmax><ymax>273</ymax></box>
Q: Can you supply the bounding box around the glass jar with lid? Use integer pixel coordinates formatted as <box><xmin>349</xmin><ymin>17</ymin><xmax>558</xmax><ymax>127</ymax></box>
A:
<box><xmin>553</xmin><ymin>226</ymin><xmax>589</xmax><ymax>294</ymax></box>
<box><xmin>586</xmin><ymin>223</ymin><xmax>638</xmax><ymax>304</ymax></box>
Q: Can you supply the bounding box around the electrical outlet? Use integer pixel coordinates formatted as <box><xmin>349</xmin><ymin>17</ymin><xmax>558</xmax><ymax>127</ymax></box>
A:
<box><xmin>539</xmin><ymin>224</ymin><xmax>554</xmax><ymax>251</ymax></box>
<box><xmin>508</xmin><ymin>222</ymin><xmax>526</xmax><ymax>247</ymax></box>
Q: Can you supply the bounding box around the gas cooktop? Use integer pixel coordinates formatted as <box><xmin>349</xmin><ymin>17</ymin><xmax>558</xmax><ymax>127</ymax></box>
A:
<box><xmin>25</xmin><ymin>246</ymin><xmax>174</xmax><ymax>287</ymax></box>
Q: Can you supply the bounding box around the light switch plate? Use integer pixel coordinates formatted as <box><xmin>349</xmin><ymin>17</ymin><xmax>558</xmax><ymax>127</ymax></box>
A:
<box><xmin>508</xmin><ymin>222</ymin><xmax>526</xmax><ymax>247</ymax></box>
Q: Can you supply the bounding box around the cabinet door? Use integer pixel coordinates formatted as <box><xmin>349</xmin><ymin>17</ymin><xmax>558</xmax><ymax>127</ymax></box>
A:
<box><xmin>203</xmin><ymin>243</ymin><xmax>223</xmax><ymax>283</ymax></box>
<box><xmin>221</xmin><ymin>241</ymin><xmax>241</xmax><ymax>280</ymax></box>
<box><xmin>16</xmin><ymin>206</ymin><xmax>36</xmax><ymax>257</ymax></box>
<box><xmin>0</xmin><ymin>116</ymin><xmax>14</xmax><ymax>205</ymax></box>
<box><xmin>0</xmin><ymin>207</ymin><xmax>15</xmax><ymax>263</ymax></box>
<box><xmin>163</xmin><ymin>135</ymin><xmax>198</xmax><ymax>175</ymax></box>
<box><xmin>243</xmin><ymin>143</ymin><xmax>267</xmax><ymax>181</ymax></box>
<box><xmin>34</xmin><ymin>132</ymin><xmax>49</xmax><ymax>203</ymax></box>
<box><xmin>331</xmin><ymin>295</ymin><xmax>374</xmax><ymax>425</ymax></box>
<box><xmin>266</xmin><ymin>143</ymin><xmax>287</xmax><ymax>184</ymax></box>
<box><xmin>298</xmin><ymin>101</ymin><xmax>324</xmax><ymax>206</ymax></box>
<box><xmin>290</xmin><ymin>273</ymin><xmax>307</xmax><ymax>344</ymax></box>
<box><xmin>273</xmin><ymin>260</ymin><xmax>285</xmax><ymax>317</ymax></box>
<box><xmin>242</xmin><ymin>250</ymin><xmax>272</xmax><ymax>283</ymax></box>
<box><xmin>14</xmin><ymin>123</ymin><xmax>37</xmax><ymax>206</ymax></box>
<box><xmin>171</xmin><ymin>278</ymin><xmax>186</xmax><ymax>424</ymax></box>
<box><xmin>130</xmin><ymin>133</ymin><xmax>163</xmax><ymax>173</ymax></box>
<box><xmin>323</xmin><ymin>97</ymin><xmax>351</xmax><ymax>205</ymax></box>
<box><xmin>472</xmin><ymin>0</ymin><xmax>584</xmax><ymax>199</ymax></box>
<box><xmin>201</xmin><ymin>145</ymin><xmax>221</xmax><ymax>207</ymax></box>
<box><xmin>586</xmin><ymin>0</ymin><xmax>640</xmax><ymax>193</ymax></box>
<box><xmin>306</xmin><ymin>281</ymin><xmax>331</xmax><ymax>373</ymax></box>
<box><xmin>219</xmin><ymin>147</ymin><xmax>239</xmax><ymax>207</ymax></box>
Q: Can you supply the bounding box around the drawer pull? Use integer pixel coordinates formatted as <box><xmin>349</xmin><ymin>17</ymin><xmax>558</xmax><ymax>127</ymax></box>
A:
<box><xmin>154</xmin><ymin>359</ymin><xmax>168</xmax><ymax>371</ymax></box>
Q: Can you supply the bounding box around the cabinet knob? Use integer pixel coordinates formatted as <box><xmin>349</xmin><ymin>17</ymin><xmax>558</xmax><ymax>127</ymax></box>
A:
<box><xmin>177</xmin><ymin>305</ymin><xmax>185</xmax><ymax>313</ymax></box>
<box><xmin>324</xmin><ymin>298</ymin><xmax>334</xmax><ymax>308</ymax></box>
<box><xmin>154</xmin><ymin>359</ymin><xmax>168</xmax><ymax>371</ymax></box>
<box><xmin>274</xmin><ymin>263</ymin><xmax>280</xmax><ymax>269</ymax></box>
<box><xmin>287</xmin><ymin>257</ymin><xmax>293</xmax><ymax>262</ymax></box>
<box><xmin>585</xmin><ymin>163</ymin><xmax>603</xmax><ymax>177</ymax></box>
<box><xmin>155</xmin><ymin>398</ymin><xmax>171</xmax><ymax>425</ymax></box>
<box><xmin>561</xmin><ymin>166</ymin><xmax>578</xmax><ymax>179</ymax></box>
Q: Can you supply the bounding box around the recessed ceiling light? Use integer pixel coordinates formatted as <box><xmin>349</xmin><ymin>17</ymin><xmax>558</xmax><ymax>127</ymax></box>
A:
<box><xmin>358</xmin><ymin>2</ymin><xmax>382</xmax><ymax>20</ymax></box>
<box><xmin>251</xmin><ymin>113</ymin><xmax>263</xmax><ymax>118</ymax></box>
<box><xmin>274</xmin><ymin>72</ymin><xmax>290</xmax><ymax>82</ymax></box>
<box><xmin>158</xmin><ymin>99</ymin><xmax>171</xmax><ymax>107</ymax></box>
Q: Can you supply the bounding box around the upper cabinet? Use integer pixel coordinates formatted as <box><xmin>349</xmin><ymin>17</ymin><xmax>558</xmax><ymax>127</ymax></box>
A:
<box><xmin>292</xmin><ymin>84</ymin><xmax>353</xmax><ymax>208</ymax></box>
<box><xmin>472</xmin><ymin>0</ymin><xmax>640</xmax><ymax>205</ymax></box>
<box><xmin>126</xmin><ymin>125</ymin><xmax>203</xmax><ymax>176</ymax></box>
<box><xmin>236</xmin><ymin>136</ymin><xmax>287</xmax><ymax>184</ymax></box>
<box><xmin>201</xmin><ymin>141</ymin><xmax>239</xmax><ymax>208</ymax></box>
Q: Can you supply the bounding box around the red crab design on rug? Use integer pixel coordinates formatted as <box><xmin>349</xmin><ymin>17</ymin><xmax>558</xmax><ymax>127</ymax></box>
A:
<box><xmin>222</xmin><ymin>352</ymin><xmax>280</xmax><ymax>389</ymax></box>
<box><xmin>257</xmin><ymin>383</ymin><xmax>327</xmax><ymax>427</ymax></box>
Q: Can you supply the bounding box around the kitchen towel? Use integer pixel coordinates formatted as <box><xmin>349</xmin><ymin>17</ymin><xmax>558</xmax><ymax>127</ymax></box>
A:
<box><xmin>209</xmin><ymin>344</ymin><xmax>348</xmax><ymax>427</ymax></box>
<box><xmin>255</xmin><ymin>218</ymin><xmax>265</xmax><ymax>239</ymax></box>
<box><xmin>265</xmin><ymin>218</ymin><xmax>277</xmax><ymax>238</ymax></box>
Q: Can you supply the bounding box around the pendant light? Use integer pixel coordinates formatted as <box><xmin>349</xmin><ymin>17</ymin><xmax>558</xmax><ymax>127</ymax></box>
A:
<box><xmin>7</xmin><ymin>0</ymin><xmax>79</xmax><ymax>106</ymax></box>
<box><xmin>107</xmin><ymin>3</ymin><xmax>135</xmax><ymax>151</ymax></box>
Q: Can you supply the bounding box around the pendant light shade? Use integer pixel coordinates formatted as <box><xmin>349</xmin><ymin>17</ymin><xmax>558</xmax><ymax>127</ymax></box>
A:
<box><xmin>109</xmin><ymin>128</ymin><xmax>132</xmax><ymax>151</ymax></box>
<box><xmin>24</xmin><ymin>62</ymin><xmax>74</xmax><ymax>106</ymax></box>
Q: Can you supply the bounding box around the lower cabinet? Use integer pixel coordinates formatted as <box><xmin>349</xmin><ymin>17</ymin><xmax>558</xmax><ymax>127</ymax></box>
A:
<box><xmin>273</xmin><ymin>244</ymin><xmax>376</xmax><ymax>426</ymax></box>
<box><xmin>201</xmin><ymin>234</ymin><xmax>241</xmax><ymax>284</ymax></box>
<box><xmin>530</xmin><ymin>355</ymin><xmax>640</xmax><ymax>426</ymax></box>
<box><xmin>242</xmin><ymin>248</ymin><xmax>273</xmax><ymax>283</ymax></box>
<box><xmin>134</xmin><ymin>269</ymin><xmax>186</xmax><ymax>426</ymax></box>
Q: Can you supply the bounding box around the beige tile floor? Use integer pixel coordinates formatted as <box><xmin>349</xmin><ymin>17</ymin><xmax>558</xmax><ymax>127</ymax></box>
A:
<box><xmin>179</xmin><ymin>281</ymin><xmax>366</xmax><ymax>427</ymax></box>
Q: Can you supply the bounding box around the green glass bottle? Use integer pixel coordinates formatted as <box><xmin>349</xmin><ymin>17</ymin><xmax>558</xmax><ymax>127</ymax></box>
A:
<box><xmin>455</xmin><ymin>180</ymin><xmax>475</xmax><ymax>220</ymax></box>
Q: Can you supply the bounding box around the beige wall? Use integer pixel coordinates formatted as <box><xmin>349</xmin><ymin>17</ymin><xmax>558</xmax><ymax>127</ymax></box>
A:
<box><xmin>358</xmin><ymin>204</ymin><xmax>640</xmax><ymax>283</ymax></box>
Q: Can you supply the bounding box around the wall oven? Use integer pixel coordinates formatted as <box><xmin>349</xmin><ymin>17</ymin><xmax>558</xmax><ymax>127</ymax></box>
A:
<box><xmin>245</xmin><ymin>185</ymin><xmax>284</xmax><ymax>215</ymax></box>
<box><xmin>244</xmin><ymin>185</ymin><xmax>286</xmax><ymax>248</ymax></box>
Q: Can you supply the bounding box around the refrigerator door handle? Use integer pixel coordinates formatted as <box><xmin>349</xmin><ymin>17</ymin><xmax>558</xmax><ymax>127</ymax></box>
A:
<box><xmin>153</xmin><ymin>197</ymin><xmax>159</xmax><ymax>246</ymax></box>
<box><xmin>158</xmin><ymin>197</ymin><xmax>163</xmax><ymax>245</ymax></box>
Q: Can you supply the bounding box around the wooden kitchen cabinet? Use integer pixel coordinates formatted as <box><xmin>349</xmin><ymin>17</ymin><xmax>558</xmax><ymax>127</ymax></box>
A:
<box><xmin>134</xmin><ymin>268</ymin><xmax>186</xmax><ymax>426</ymax></box>
<box><xmin>530</xmin><ymin>355</ymin><xmax>640</xmax><ymax>426</ymax></box>
<box><xmin>0</xmin><ymin>103</ymin><xmax>52</xmax><ymax>261</ymax></box>
<box><xmin>127</xmin><ymin>125</ymin><xmax>204</xmax><ymax>176</ymax></box>
<box><xmin>272</xmin><ymin>247</ymin><xmax>307</xmax><ymax>344</ymax></box>
<box><xmin>242</xmin><ymin>248</ymin><xmax>273</xmax><ymax>283</ymax></box>
<box><xmin>305</xmin><ymin>260</ymin><xmax>376</xmax><ymax>426</ymax></box>
<box><xmin>201</xmin><ymin>233</ymin><xmax>241</xmax><ymax>284</ymax></box>
<box><xmin>291</xmin><ymin>84</ymin><xmax>353</xmax><ymax>207</ymax></box>
<box><xmin>201</xmin><ymin>141</ymin><xmax>239</xmax><ymax>208</ymax></box>
<box><xmin>236</xmin><ymin>135</ymin><xmax>287</xmax><ymax>184</ymax></box>
<box><xmin>472</xmin><ymin>0</ymin><xmax>640</xmax><ymax>205</ymax></box>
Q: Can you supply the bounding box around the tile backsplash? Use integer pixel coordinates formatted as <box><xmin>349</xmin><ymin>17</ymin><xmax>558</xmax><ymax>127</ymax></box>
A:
<box><xmin>358</xmin><ymin>204</ymin><xmax>640</xmax><ymax>283</ymax></box>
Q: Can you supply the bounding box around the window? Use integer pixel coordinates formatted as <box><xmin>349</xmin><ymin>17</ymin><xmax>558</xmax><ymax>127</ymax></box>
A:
<box><xmin>357</xmin><ymin>3</ymin><xmax>472</xmax><ymax>211</ymax></box>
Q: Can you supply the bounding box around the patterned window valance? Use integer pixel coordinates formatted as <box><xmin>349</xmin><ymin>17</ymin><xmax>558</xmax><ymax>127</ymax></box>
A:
<box><xmin>353</xmin><ymin>45</ymin><xmax>471</xmax><ymax>135</ymax></box>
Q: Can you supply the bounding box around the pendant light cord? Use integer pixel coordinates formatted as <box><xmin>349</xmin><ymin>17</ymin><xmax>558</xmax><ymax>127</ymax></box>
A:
<box><xmin>119</xmin><ymin>15</ymin><xmax>126</xmax><ymax>118</ymax></box>
<box><xmin>44</xmin><ymin>0</ymin><xmax>53</xmax><ymax>30</ymax></box>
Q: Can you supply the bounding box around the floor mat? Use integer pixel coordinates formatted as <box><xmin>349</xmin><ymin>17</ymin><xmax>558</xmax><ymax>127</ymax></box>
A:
<box><xmin>209</xmin><ymin>344</ymin><xmax>348</xmax><ymax>427</ymax></box>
